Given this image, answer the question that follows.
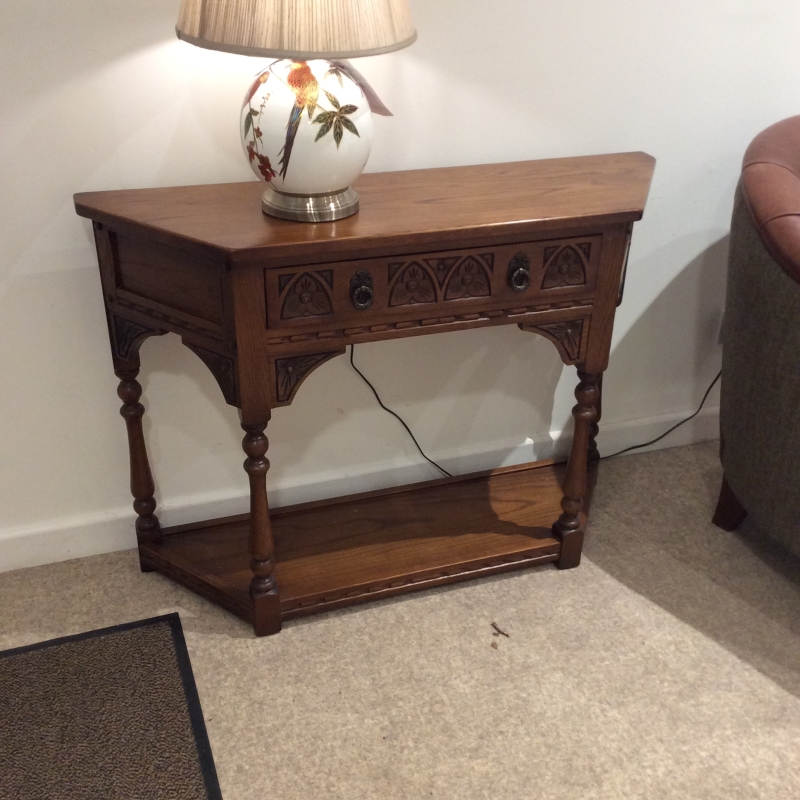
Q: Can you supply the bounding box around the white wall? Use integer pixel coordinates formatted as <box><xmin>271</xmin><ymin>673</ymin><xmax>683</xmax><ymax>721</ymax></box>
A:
<box><xmin>1</xmin><ymin>0</ymin><xmax>798</xmax><ymax>571</ymax></box>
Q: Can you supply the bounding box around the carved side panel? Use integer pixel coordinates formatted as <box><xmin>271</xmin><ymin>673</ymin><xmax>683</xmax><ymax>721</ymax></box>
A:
<box><xmin>520</xmin><ymin>319</ymin><xmax>587</xmax><ymax>364</ymax></box>
<box><xmin>542</xmin><ymin>245</ymin><xmax>589</xmax><ymax>290</ymax></box>
<box><xmin>273</xmin><ymin>350</ymin><xmax>344</xmax><ymax>406</ymax></box>
<box><xmin>280</xmin><ymin>272</ymin><xmax>333</xmax><ymax>319</ymax></box>
<box><xmin>183</xmin><ymin>342</ymin><xmax>239</xmax><ymax>407</ymax></box>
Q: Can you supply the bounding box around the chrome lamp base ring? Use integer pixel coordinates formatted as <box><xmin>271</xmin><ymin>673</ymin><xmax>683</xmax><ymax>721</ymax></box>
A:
<box><xmin>261</xmin><ymin>186</ymin><xmax>360</xmax><ymax>222</ymax></box>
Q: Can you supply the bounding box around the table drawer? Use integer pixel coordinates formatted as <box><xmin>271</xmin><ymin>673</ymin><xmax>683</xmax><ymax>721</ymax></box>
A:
<box><xmin>264</xmin><ymin>234</ymin><xmax>601</xmax><ymax>334</ymax></box>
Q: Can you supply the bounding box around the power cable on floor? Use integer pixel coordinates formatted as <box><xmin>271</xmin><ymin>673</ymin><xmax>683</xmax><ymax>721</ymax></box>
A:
<box><xmin>349</xmin><ymin>345</ymin><xmax>452</xmax><ymax>478</ymax></box>
<box><xmin>602</xmin><ymin>371</ymin><xmax>721</xmax><ymax>460</ymax></box>
<box><xmin>351</xmin><ymin>342</ymin><xmax>720</xmax><ymax>470</ymax></box>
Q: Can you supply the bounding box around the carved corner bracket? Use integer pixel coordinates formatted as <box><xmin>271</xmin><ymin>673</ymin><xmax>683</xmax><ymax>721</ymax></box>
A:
<box><xmin>183</xmin><ymin>342</ymin><xmax>239</xmax><ymax>407</ymax></box>
<box><xmin>519</xmin><ymin>318</ymin><xmax>588</xmax><ymax>364</ymax></box>
<box><xmin>271</xmin><ymin>349</ymin><xmax>345</xmax><ymax>407</ymax></box>
<box><xmin>110</xmin><ymin>313</ymin><xmax>166</xmax><ymax>368</ymax></box>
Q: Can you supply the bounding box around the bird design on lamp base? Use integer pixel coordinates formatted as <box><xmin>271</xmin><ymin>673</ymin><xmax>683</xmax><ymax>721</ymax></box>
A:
<box><xmin>241</xmin><ymin>59</ymin><xmax>374</xmax><ymax>222</ymax></box>
<box><xmin>278</xmin><ymin>62</ymin><xmax>319</xmax><ymax>179</ymax></box>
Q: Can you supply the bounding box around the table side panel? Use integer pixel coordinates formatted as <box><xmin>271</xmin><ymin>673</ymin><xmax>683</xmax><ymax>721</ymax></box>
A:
<box><xmin>114</xmin><ymin>233</ymin><xmax>225</xmax><ymax>325</ymax></box>
<box><xmin>91</xmin><ymin>222</ymin><xmax>241</xmax><ymax>409</ymax></box>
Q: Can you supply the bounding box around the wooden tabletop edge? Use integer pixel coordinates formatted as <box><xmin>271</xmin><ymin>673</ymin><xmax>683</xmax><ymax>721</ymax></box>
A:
<box><xmin>73</xmin><ymin>199</ymin><xmax>238</xmax><ymax>261</ymax></box>
<box><xmin>72</xmin><ymin>152</ymin><xmax>657</xmax><ymax>206</ymax></box>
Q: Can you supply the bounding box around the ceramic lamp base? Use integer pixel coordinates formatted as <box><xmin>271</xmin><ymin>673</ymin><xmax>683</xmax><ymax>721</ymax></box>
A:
<box><xmin>261</xmin><ymin>186</ymin><xmax>359</xmax><ymax>222</ymax></box>
<box><xmin>242</xmin><ymin>59</ymin><xmax>373</xmax><ymax>224</ymax></box>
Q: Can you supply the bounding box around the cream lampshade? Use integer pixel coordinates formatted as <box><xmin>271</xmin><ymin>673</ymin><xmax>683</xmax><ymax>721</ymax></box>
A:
<box><xmin>176</xmin><ymin>0</ymin><xmax>416</xmax><ymax>222</ymax></box>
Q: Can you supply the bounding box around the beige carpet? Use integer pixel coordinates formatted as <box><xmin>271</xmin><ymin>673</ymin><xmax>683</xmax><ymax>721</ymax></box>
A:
<box><xmin>1</xmin><ymin>441</ymin><xmax>798</xmax><ymax>799</ymax></box>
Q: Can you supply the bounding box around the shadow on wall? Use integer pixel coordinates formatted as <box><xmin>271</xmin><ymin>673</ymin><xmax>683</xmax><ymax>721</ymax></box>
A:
<box><xmin>137</xmin><ymin>333</ymin><xmax>245</xmax><ymax>495</ymax></box>
<box><xmin>598</xmin><ymin>235</ymin><xmax>729</xmax><ymax>439</ymax></box>
<box><xmin>76</xmin><ymin>237</ymin><xmax>731</xmax><ymax>517</ymax></box>
<box><xmin>1</xmin><ymin>3</ymin><xmax>195</xmax><ymax>287</ymax></box>
<box><xmin>138</xmin><ymin>322</ymin><xmax>566</xmax><ymax>507</ymax></box>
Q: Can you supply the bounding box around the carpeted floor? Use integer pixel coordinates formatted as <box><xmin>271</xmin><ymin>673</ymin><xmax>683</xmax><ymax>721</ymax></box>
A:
<box><xmin>1</xmin><ymin>441</ymin><xmax>798</xmax><ymax>799</ymax></box>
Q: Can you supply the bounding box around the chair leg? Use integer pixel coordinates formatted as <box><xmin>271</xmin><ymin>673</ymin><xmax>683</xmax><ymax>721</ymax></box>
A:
<box><xmin>712</xmin><ymin>474</ymin><xmax>748</xmax><ymax>531</ymax></box>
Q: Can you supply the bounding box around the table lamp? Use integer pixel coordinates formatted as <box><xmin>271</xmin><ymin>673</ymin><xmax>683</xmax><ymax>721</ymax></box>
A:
<box><xmin>176</xmin><ymin>0</ymin><xmax>416</xmax><ymax>222</ymax></box>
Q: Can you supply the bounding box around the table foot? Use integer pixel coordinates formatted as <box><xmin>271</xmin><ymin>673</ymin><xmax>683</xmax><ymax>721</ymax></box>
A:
<box><xmin>555</xmin><ymin>522</ymin><xmax>585</xmax><ymax>569</ymax></box>
<box><xmin>253</xmin><ymin>591</ymin><xmax>282</xmax><ymax>636</ymax></box>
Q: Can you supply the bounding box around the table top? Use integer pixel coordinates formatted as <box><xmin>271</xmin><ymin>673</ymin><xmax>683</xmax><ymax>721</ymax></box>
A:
<box><xmin>74</xmin><ymin>153</ymin><xmax>655</xmax><ymax>266</ymax></box>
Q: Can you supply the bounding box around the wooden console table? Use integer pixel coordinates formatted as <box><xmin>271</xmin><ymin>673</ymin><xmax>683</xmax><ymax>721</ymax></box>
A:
<box><xmin>75</xmin><ymin>154</ymin><xmax>655</xmax><ymax>636</ymax></box>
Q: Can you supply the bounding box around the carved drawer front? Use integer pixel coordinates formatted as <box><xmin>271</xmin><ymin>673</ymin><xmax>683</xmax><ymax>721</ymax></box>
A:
<box><xmin>264</xmin><ymin>235</ymin><xmax>601</xmax><ymax>333</ymax></box>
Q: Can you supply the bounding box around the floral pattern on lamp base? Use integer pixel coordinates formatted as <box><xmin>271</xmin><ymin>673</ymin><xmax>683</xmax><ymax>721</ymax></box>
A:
<box><xmin>240</xmin><ymin>59</ymin><xmax>374</xmax><ymax>221</ymax></box>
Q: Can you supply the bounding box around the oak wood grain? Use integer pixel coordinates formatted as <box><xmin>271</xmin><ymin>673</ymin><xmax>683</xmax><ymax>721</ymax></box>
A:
<box><xmin>141</xmin><ymin>461</ymin><xmax>570</xmax><ymax>621</ymax></box>
<box><xmin>75</xmin><ymin>154</ymin><xmax>655</xmax><ymax>267</ymax></box>
<box><xmin>114</xmin><ymin>233</ymin><xmax>225</xmax><ymax>325</ymax></box>
<box><xmin>263</xmin><ymin>236</ymin><xmax>601</xmax><ymax>336</ymax></box>
<box><xmin>80</xmin><ymin>156</ymin><xmax>652</xmax><ymax>635</ymax></box>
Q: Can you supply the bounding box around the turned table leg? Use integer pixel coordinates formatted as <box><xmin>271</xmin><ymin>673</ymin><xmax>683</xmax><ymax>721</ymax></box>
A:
<box><xmin>241</xmin><ymin>420</ymin><xmax>282</xmax><ymax>636</ymax></box>
<box><xmin>587</xmin><ymin>373</ymin><xmax>603</xmax><ymax>464</ymax></box>
<box><xmin>116</xmin><ymin>367</ymin><xmax>162</xmax><ymax>569</ymax></box>
<box><xmin>554</xmin><ymin>370</ymin><xmax>600</xmax><ymax>569</ymax></box>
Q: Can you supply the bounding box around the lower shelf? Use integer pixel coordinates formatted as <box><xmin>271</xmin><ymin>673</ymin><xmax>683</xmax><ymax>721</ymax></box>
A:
<box><xmin>140</xmin><ymin>460</ymin><xmax>584</xmax><ymax>626</ymax></box>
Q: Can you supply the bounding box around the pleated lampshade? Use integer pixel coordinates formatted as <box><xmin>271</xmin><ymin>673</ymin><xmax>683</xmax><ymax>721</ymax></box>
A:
<box><xmin>176</xmin><ymin>0</ymin><xmax>417</xmax><ymax>59</ymax></box>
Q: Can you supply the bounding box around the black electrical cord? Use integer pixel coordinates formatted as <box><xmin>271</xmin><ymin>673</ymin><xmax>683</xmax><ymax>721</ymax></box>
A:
<box><xmin>602</xmin><ymin>370</ymin><xmax>721</xmax><ymax>460</ymax></box>
<box><xmin>349</xmin><ymin>345</ymin><xmax>452</xmax><ymax>477</ymax></box>
<box><xmin>350</xmin><ymin>342</ymin><xmax>720</xmax><ymax>469</ymax></box>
